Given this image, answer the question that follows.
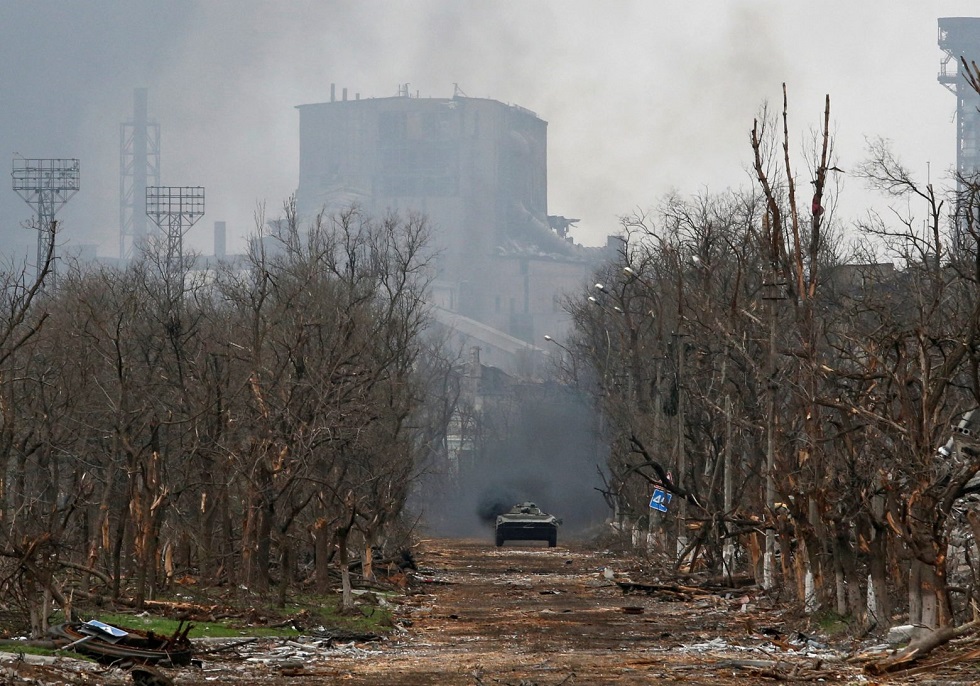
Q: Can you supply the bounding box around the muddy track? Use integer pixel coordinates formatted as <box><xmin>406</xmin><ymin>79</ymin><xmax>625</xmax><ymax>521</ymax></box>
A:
<box><xmin>8</xmin><ymin>538</ymin><xmax>979</xmax><ymax>684</ymax></box>
<box><xmin>171</xmin><ymin>537</ymin><xmax>881</xmax><ymax>685</ymax></box>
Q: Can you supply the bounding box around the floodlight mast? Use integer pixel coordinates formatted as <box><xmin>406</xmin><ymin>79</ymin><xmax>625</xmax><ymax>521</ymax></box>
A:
<box><xmin>11</xmin><ymin>158</ymin><xmax>80</xmax><ymax>287</ymax></box>
<box><xmin>145</xmin><ymin>186</ymin><xmax>204</xmax><ymax>295</ymax></box>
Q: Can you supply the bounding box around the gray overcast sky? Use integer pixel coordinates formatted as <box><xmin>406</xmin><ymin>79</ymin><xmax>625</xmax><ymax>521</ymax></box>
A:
<box><xmin>0</xmin><ymin>0</ymin><xmax>978</xmax><ymax>259</ymax></box>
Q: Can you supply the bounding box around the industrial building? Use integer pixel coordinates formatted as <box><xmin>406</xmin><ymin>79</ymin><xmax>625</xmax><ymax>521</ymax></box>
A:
<box><xmin>939</xmin><ymin>17</ymin><xmax>980</xmax><ymax>182</ymax></box>
<box><xmin>295</xmin><ymin>86</ymin><xmax>607</xmax><ymax>370</ymax></box>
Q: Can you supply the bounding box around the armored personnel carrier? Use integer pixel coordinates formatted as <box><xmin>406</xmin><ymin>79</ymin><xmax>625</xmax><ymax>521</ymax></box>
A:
<box><xmin>495</xmin><ymin>502</ymin><xmax>560</xmax><ymax>547</ymax></box>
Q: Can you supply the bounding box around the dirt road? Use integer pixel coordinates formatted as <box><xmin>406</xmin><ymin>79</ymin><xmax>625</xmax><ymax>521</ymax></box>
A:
<box><xmin>8</xmin><ymin>537</ymin><xmax>979</xmax><ymax>684</ymax></box>
<box><xmin>174</xmin><ymin>537</ymin><xmax>936</xmax><ymax>685</ymax></box>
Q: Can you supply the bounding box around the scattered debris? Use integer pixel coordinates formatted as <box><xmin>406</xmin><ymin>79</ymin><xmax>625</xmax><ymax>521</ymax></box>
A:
<box><xmin>10</xmin><ymin>539</ymin><xmax>980</xmax><ymax>684</ymax></box>
<box><xmin>48</xmin><ymin>620</ymin><xmax>193</xmax><ymax>666</ymax></box>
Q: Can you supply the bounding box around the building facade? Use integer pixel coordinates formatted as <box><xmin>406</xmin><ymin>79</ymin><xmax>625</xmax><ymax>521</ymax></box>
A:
<box><xmin>295</xmin><ymin>87</ymin><xmax>604</xmax><ymax>357</ymax></box>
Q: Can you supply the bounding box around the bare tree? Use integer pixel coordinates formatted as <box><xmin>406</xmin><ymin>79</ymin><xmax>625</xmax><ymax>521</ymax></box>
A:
<box><xmin>846</xmin><ymin>133</ymin><xmax>980</xmax><ymax>629</ymax></box>
<box><xmin>212</xmin><ymin>201</ymin><xmax>432</xmax><ymax>607</ymax></box>
<box><xmin>0</xmin><ymin>223</ymin><xmax>78</xmax><ymax>635</ymax></box>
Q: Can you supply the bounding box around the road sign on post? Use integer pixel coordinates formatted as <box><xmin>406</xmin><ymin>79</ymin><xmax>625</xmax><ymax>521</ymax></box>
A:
<box><xmin>649</xmin><ymin>488</ymin><xmax>672</xmax><ymax>513</ymax></box>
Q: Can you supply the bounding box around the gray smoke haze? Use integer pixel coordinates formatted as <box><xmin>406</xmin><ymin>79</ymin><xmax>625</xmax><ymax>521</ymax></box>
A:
<box><xmin>419</xmin><ymin>385</ymin><xmax>609</xmax><ymax>539</ymax></box>
<box><xmin>0</xmin><ymin>1</ymin><xmax>977</xmax><ymax>259</ymax></box>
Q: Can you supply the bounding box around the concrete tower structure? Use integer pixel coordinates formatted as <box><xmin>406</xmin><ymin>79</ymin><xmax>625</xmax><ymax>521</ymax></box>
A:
<box><xmin>296</xmin><ymin>87</ymin><xmax>603</xmax><ymax>349</ymax></box>
<box><xmin>939</xmin><ymin>18</ymin><xmax>980</xmax><ymax>181</ymax></box>
<box><xmin>120</xmin><ymin>88</ymin><xmax>161</xmax><ymax>258</ymax></box>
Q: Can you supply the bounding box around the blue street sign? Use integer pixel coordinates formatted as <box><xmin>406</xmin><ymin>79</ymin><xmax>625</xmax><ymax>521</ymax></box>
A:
<box><xmin>649</xmin><ymin>488</ymin><xmax>672</xmax><ymax>512</ymax></box>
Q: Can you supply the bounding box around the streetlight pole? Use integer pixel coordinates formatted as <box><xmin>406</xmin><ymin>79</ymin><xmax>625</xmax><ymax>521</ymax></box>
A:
<box><xmin>624</xmin><ymin>263</ymin><xmax>685</xmax><ymax>557</ymax></box>
<box><xmin>664</xmin><ymin>249</ymin><xmax>688</xmax><ymax>562</ymax></box>
<box><xmin>765</xmin><ymin>304</ymin><xmax>775</xmax><ymax>591</ymax></box>
<box><xmin>543</xmin><ymin>334</ymin><xmax>577</xmax><ymax>384</ymax></box>
<box><xmin>676</xmin><ymin>328</ymin><xmax>687</xmax><ymax>558</ymax></box>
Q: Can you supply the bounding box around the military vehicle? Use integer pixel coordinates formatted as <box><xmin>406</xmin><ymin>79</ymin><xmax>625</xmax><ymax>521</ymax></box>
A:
<box><xmin>495</xmin><ymin>502</ymin><xmax>561</xmax><ymax>547</ymax></box>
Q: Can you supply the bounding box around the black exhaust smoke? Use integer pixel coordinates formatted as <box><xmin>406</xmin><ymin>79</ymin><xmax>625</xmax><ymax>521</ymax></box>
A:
<box><xmin>477</xmin><ymin>487</ymin><xmax>519</xmax><ymax>525</ymax></box>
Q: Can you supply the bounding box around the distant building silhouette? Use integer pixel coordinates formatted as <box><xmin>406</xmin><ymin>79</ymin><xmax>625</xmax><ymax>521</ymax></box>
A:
<box><xmin>295</xmin><ymin>86</ymin><xmax>607</xmax><ymax>367</ymax></box>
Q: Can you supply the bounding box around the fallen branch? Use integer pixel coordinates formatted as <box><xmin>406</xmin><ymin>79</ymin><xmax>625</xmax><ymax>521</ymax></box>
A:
<box><xmin>865</xmin><ymin>618</ymin><xmax>980</xmax><ymax>674</ymax></box>
<box><xmin>674</xmin><ymin>658</ymin><xmax>840</xmax><ymax>680</ymax></box>
<box><xmin>311</xmin><ymin>627</ymin><xmax>381</xmax><ymax>642</ymax></box>
<box><xmin>615</xmin><ymin>580</ymin><xmax>704</xmax><ymax>600</ymax></box>
<box><xmin>899</xmin><ymin>647</ymin><xmax>980</xmax><ymax>677</ymax></box>
<box><xmin>194</xmin><ymin>637</ymin><xmax>258</xmax><ymax>654</ymax></box>
<box><xmin>112</xmin><ymin>596</ymin><xmax>219</xmax><ymax>617</ymax></box>
<box><xmin>59</xmin><ymin>560</ymin><xmax>113</xmax><ymax>587</ymax></box>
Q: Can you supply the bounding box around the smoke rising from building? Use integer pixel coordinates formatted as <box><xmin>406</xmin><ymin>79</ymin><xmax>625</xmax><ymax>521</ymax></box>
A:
<box><xmin>0</xmin><ymin>2</ymin><xmax>975</xmax><ymax>261</ymax></box>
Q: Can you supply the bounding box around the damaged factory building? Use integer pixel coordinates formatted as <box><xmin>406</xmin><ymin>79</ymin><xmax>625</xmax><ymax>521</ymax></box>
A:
<box><xmin>295</xmin><ymin>85</ymin><xmax>608</xmax><ymax>372</ymax></box>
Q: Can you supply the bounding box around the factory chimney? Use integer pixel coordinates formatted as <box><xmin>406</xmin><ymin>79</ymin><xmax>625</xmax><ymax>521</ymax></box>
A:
<box><xmin>214</xmin><ymin>221</ymin><xmax>226</xmax><ymax>259</ymax></box>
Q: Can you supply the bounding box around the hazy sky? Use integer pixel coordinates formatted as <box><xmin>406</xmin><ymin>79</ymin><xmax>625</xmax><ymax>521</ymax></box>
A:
<box><xmin>1</xmin><ymin>0</ymin><xmax>978</xmax><ymax>259</ymax></box>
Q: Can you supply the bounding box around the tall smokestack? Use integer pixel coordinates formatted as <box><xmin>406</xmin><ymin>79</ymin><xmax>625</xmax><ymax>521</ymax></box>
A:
<box><xmin>330</xmin><ymin>83</ymin><xmax>336</xmax><ymax>102</ymax></box>
<box><xmin>342</xmin><ymin>87</ymin><xmax>348</xmax><ymax>101</ymax></box>
<box><xmin>214</xmin><ymin>221</ymin><xmax>226</xmax><ymax>259</ymax></box>
<box><xmin>132</xmin><ymin>88</ymin><xmax>149</xmax><ymax>246</ymax></box>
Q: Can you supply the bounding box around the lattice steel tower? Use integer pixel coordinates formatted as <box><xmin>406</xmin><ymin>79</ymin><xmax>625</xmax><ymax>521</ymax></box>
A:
<box><xmin>120</xmin><ymin>88</ymin><xmax>161</xmax><ymax>258</ymax></box>
<box><xmin>11</xmin><ymin>158</ymin><xmax>80</xmax><ymax>285</ymax></box>
<box><xmin>939</xmin><ymin>18</ymin><xmax>980</xmax><ymax>182</ymax></box>
<box><xmin>146</xmin><ymin>186</ymin><xmax>204</xmax><ymax>289</ymax></box>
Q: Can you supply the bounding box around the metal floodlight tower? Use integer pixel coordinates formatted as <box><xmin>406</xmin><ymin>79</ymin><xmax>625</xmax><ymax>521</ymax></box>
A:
<box><xmin>145</xmin><ymin>186</ymin><xmax>204</xmax><ymax>282</ymax></box>
<box><xmin>939</xmin><ymin>17</ymin><xmax>980</xmax><ymax>183</ymax></box>
<box><xmin>11</xmin><ymin>158</ymin><xmax>80</xmax><ymax>285</ymax></box>
<box><xmin>120</xmin><ymin>88</ymin><xmax>161</xmax><ymax>259</ymax></box>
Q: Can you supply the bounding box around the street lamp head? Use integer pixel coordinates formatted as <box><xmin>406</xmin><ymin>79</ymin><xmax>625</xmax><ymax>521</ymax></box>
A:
<box><xmin>588</xmin><ymin>296</ymin><xmax>599</xmax><ymax>304</ymax></box>
<box><xmin>543</xmin><ymin>335</ymin><xmax>554</xmax><ymax>342</ymax></box>
<box><xmin>623</xmin><ymin>266</ymin><xmax>635</xmax><ymax>276</ymax></box>
<box><xmin>594</xmin><ymin>283</ymin><xmax>607</xmax><ymax>292</ymax></box>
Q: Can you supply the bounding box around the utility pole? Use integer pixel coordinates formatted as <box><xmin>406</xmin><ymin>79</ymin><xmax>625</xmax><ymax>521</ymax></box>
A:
<box><xmin>762</xmin><ymin>279</ymin><xmax>784</xmax><ymax>590</ymax></box>
<box><xmin>765</xmin><ymin>299</ymin><xmax>776</xmax><ymax>590</ymax></box>
<box><xmin>676</xmin><ymin>330</ymin><xmax>687</xmax><ymax>558</ymax></box>
<box><xmin>673</xmin><ymin>247</ymin><xmax>688</xmax><ymax>562</ymax></box>
<box><xmin>720</xmin><ymin>354</ymin><xmax>734</xmax><ymax>573</ymax></box>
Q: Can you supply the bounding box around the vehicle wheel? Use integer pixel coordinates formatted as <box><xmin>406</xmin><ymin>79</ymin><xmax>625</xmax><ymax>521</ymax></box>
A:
<box><xmin>548</xmin><ymin>533</ymin><xmax>557</xmax><ymax>547</ymax></box>
<box><xmin>495</xmin><ymin>533</ymin><xmax>504</xmax><ymax>547</ymax></box>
